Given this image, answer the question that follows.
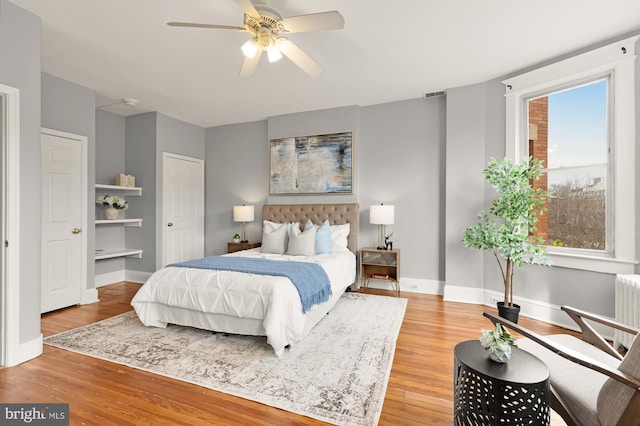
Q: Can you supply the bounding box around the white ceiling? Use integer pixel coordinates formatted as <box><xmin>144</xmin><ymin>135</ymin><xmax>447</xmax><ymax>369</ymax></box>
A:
<box><xmin>10</xmin><ymin>0</ymin><xmax>640</xmax><ymax>128</ymax></box>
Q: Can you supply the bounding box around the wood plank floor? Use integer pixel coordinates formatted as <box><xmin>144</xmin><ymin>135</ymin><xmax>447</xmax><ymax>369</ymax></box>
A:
<box><xmin>1</xmin><ymin>283</ymin><xmax>572</xmax><ymax>425</ymax></box>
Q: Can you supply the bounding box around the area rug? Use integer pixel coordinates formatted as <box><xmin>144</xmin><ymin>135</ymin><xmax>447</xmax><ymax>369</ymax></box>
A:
<box><xmin>44</xmin><ymin>292</ymin><xmax>407</xmax><ymax>425</ymax></box>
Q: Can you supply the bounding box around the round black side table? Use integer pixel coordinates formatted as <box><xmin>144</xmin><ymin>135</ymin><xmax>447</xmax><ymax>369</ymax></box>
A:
<box><xmin>453</xmin><ymin>340</ymin><xmax>550</xmax><ymax>425</ymax></box>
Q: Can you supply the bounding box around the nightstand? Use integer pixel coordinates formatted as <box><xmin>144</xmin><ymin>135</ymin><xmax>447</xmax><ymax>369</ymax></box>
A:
<box><xmin>360</xmin><ymin>247</ymin><xmax>400</xmax><ymax>295</ymax></box>
<box><xmin>227</xmin><ymin>241</ymin><xmax>261</xmax><ymax>253</ymax></box>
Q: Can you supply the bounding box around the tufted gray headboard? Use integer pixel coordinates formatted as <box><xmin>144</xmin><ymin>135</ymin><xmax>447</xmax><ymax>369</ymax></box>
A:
<box><xmin>261</xmin><ymin>204</ymin><xmax>359</xmax><ymax>254</ymax></box>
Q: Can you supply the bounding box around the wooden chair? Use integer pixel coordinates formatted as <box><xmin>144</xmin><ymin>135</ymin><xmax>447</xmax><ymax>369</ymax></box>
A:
<box><xmin>483</xmin><ymin>307</ymin><xmax>640</xmax><ymax>426</ymax></box>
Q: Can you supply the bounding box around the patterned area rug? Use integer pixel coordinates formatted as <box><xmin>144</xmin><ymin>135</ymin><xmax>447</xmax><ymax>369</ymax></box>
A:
<box><xmin>44</xmin><ymin>292</ymin><xmax>407</xmax><ymax>425</ymax></box>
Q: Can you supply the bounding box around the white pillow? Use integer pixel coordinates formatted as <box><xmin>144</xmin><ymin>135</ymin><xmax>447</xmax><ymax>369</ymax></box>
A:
<box><xmin>286</xmin><ymin>224</ymin><xmax>317</xmax><ymax>256</ymax></box>
<box><xmin>261</xmin><ymin>221</ymin><xmax>289</xmax><ymax>254</ymax></box>
<box><xmin>330</xmin><ymin>223</ymin><xmax>350</xmax><ymax>251</ymax></box>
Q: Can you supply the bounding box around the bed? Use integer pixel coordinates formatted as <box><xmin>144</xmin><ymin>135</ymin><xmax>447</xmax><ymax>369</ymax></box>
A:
<box><xmin>131</xmin><ymin>203</ymin><xmax>359</xmax><ymax>356</ymax></box>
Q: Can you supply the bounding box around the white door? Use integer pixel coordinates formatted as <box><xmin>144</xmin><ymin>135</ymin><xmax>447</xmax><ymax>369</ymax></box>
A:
<box><xmin>162</xmin><ymin>153</ymin><xmax>204</xmax><ymax>266</ymax></box>
<box><xmin>41</xmin><ymin>129</ymin><xmax>87</xmax><ymax>313</ymax></box>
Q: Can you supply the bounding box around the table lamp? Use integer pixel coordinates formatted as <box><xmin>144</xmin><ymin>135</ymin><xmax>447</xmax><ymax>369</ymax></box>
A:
<box><xmin>233</xmin><ymin>204</ymin><xmax>254</xmax><ymax>243</ymax></box>
<box><xmin>370</xmin><ymin>203</ymin><xmax>394</xmax><ymax>250</ymax></box>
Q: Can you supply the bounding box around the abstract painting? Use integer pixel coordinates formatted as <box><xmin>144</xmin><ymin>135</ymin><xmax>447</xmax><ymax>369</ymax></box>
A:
<box><xmin>269</xmin><ymin>131</ymin><xmax>353</xmax><ymax>195</ymax></box>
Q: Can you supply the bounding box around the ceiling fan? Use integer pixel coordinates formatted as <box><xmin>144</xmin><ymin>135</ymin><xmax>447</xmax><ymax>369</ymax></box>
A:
<box><xmin>167</xmin><ymin>0</ymin><xmax>345</xmax><ymax>78</ymax></box>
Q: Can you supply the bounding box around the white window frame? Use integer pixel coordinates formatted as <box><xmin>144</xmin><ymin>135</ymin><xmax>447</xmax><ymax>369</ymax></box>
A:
<box><xmin>503</xmin><ymin>36</ymin><xmax>638</xmax><ymax>274</ymax></box>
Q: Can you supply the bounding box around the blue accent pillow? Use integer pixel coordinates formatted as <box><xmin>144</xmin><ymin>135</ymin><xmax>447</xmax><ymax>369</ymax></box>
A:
<box><xmin>315</xmin><ymin>220</ymin><xmax>332</xmax><ymax>254</ymax></box>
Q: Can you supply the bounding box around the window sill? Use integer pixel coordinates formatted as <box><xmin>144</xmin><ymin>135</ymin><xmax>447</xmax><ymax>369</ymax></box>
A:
<box><xmin>546</xmin><ymin>251</ymin><xmax>637</xmax><ymax>274</ymax></box>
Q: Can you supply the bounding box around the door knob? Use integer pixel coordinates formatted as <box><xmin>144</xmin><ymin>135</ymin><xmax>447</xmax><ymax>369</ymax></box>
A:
<box><xmin>72</xmin><ymin>228</ymin><xmax>81</xmax><ymax>234</ymax></box>
<box><xmin>167</xmin><ymin>222</ymin><xmax>173</xmax><ymax>227</ymax></box>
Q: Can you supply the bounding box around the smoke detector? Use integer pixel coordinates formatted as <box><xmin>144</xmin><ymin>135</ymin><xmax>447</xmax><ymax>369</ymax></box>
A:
<box><xmin>122</xmin><ymin>98</ymin><xmax>138</xmax><ymax>107</ymax></box>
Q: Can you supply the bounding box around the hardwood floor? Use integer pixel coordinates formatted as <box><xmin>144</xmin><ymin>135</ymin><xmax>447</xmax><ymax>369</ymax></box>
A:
<box><xmin>1</xmin><ymin>283</ymin><xmax>572</xmax><ymax>425</ymax></box>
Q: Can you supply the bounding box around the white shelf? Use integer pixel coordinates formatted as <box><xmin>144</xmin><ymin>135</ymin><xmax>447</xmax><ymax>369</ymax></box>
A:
<box><xmin>95</xmin><ymin>184</ymin><xmax>142</xmax><ymax>196</ymax></box>
<box><xmin>95</xmin><ymin>249</ymin><xmax>143</xmax><ymax>260</ymax></box>
<box><xmin>95</xmin><ymin>218</ymin><xmax>142</xmax><ymax>227</ymax></box>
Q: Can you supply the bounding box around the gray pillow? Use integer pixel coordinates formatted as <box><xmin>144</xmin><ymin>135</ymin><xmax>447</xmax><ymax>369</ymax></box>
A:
<box><xmin>261</xmin><ymin>222</ymin><xmax>288</xmax><ymax>254</ymax></box>
<box><xmin>286</xmin><ymin>225</ymin><xmax>317</xmax><ymax>256</ymax></box>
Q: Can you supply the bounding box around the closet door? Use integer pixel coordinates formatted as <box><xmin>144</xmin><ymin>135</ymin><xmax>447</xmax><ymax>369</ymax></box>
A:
<box><xmin>162</xmin><ymin>152</ymin><xmax>204</xmax><ymax>266</ymax></box>
<box><xmin>41</xmin><ymin>129</ymin><xmax>87</xmax><ymax>313</ymax></box>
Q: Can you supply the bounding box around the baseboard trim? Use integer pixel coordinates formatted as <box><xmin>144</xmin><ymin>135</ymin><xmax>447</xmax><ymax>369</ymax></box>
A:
<box><xmin>95</xmin><ymin>270</ymin><xmax>151</xmax><ymax>286</ymax></box>
<box><xmin>81</xmin><ymin>288</ymin><xmax>99</xmax><ymax>305</ymax></box>
<box><xmin>445</xmin><ymin>286</ymin><xmax>614</xmax><ymax>339</ymax></box>
<box><xmin>7</xmin><ymin>334</ymin><xmax>43</xmax><ymax>367</ymax></box>
<box><xmin>359</xmin><ymin>277</ymin><xmax>443</xmax><ymax>295</ymax></box>
<box><xmin>400</xmin><ymin>277</ymin><xmax>444</xmax><ymax>295</ymax></box>
<box><xmin>95</xmin><ymin>270</ymin><xmax>125</xmax><ymax>288</ymax></box>
<box><xmin>126</xmin><ymin>270</ymin><xmax>152</xmax><ymax>283</ymax></box>
<box><xmin>443</xmin><ymin>285</ymin><xmax>484</xmax><ymax>304</ymax></box>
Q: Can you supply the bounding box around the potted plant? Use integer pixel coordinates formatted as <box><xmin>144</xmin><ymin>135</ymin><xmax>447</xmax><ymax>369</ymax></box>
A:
<box><xmin>233</xmin><ymin>233</ymin><xmax>241</xmax><ymax>243</ymax></box>
<box><xmin>480</xmin><ymin>323</ymin><xmax>517</xmax><ymax>363</ymax></box>
<box><xmin>462</xmin><ymin>157</ymin><xmax>550</xmax><ymax>323</ymax></box>
<box><xmin>96</xmin><ymin>194</ymin><xmax>128</xmax><ymax>220</ymax></box>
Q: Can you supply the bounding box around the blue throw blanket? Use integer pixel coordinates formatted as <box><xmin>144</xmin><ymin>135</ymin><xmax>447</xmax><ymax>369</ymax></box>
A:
<box><xmin>169</xmin><ymin>256</ymin><xmax>332</xmax><ymax>314</ymax></box>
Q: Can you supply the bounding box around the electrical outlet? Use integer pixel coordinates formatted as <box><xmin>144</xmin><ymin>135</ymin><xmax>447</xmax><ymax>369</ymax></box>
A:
<box><xmin>489</xmin><ymin>296</ymin><xmax>500</xmax><ymax>304</ymax></box>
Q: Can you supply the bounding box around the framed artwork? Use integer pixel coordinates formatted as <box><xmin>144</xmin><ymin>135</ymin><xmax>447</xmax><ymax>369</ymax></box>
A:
<box><xmin>269</xmin><ymin>131</ymin><xmax>353</xmax><ymax>195</ymax></box>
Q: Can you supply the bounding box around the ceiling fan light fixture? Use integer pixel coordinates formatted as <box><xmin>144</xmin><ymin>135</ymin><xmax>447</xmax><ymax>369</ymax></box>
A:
<box><xmin>241</xmin><ymin>38</ymin><xmax>259</xmax><ymax>58</ymax></box>
<box><xmin>267</xmin><ymin>46</ymin><xmax>283</xmax><ymax>63</ymax></box>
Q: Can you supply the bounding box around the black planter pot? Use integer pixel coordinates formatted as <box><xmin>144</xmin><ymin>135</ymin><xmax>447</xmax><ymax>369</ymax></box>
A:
<box><xmin>497</xmin><ymin>302</ymin><xmax>521</xmax><ymax>324</ymax></box>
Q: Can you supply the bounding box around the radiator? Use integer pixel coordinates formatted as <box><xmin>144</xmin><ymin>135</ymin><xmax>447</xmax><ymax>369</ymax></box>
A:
<box><xmin>614</xmin><ymin>274</ymin><xmax>640</xmax><ymax>350</ymax></box>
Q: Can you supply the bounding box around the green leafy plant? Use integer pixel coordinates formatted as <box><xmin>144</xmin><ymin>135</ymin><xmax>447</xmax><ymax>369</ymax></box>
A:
<box><xmin>233</xmin><ymin>233</ymin><xmax>241</xmax><ymax>240</ymax></box>
<box><xmin>479</xmin><ymin>323</ymin><xmax>517</xmax><ymax>352</ymax></box>
<box><xmin>462</xmin><ymin>157</ymin><xmax>550</xmax><ymax>308</ymax></box>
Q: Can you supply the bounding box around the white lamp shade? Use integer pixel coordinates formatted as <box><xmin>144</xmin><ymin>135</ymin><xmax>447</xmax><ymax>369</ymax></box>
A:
<box><xmin>370</xmin><ymin>204</ymin><xmax>394</xmax><ymax>225</ymax></box>
<box><xmin>233</xmin><ymin>205</ymin><xmax>255</xmax><ymax>222</ymax></box>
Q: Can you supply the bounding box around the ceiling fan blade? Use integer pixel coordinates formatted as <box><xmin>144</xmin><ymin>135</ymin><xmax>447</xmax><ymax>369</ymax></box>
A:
<box><xmin>280</xmin><ymin>11</ymin><xmax>345</xmax><ymax>33</ymax></box>
<box><xmin>278</xmin><ymin>39</ymin><xmax>323</xmax><ymax>78</ymax></box>
<box><xmin>167</xmin><ymin>22</ymin><xmax>246</xmax><ymax>31</ymax></box>
<box><xmin>234</xmin><ymin>0</ymin><xmax>259</xmax><ymax>18</ymax></box>
<box><xmin>239</xmin><ymin>49</ymin><xmax>262</xmax><ymax>78</ymax></box>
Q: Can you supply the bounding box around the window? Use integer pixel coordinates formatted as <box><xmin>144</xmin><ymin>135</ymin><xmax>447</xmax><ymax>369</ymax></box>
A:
<box><xmin>528</xmin><ymin>79</ymin><xmax>608</xmax><ymax>251</ymax></box>
<box><xmin>504</xmin><ymin>36</ymin><xmax>638</xmax><ymax>274</ymax></box>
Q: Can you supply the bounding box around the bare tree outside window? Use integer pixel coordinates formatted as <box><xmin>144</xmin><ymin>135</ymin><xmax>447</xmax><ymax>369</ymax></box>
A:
<box><xmin>527</xmin><ymin>79</ymin><xmax>608</xmax><ymax>251</ymax></box>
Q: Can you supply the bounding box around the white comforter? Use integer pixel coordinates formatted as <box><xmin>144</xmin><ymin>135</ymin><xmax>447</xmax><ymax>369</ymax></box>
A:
<box><xmin>131</xmin><ymin>248</ymin><xmax>356</xmax><ymax>356</ymax></box>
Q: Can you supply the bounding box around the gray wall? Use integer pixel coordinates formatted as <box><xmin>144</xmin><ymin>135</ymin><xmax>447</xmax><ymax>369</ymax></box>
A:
<box><xmin>125</xmin><ymin>113</ymin><xmax>157</xmax><ymax>273</ymax></box>
<box><xmin>442</xmin><ymin>39</ymin><xmax>640</xmax><ymax>317</ymax></box>
<box><xmin>154</xmin><ymin>113</ymin><xmax>206</xmax><ymax>268</ymax></box>
<box><xmin>95</xmin><ymin>110</ymin><xmax>126</xmax><ymax>276</ymax></box>
<box><xmin>444</xmin><ymin>82</ymin><xmax>494</xmax><ymax>295</ymax></box>
<box><xmin>125</xmin><ymin>112</ymin><xmax>206</xmax><ymax>272</ymax></box>
<box><xmin>0</xmin><ymin>0</ymin><xmax>41</xmax><ymax>344</ymax></box>
<box><xmin>205</xmin><ymin>120</ymin><xmax>268</xmax><ymax>255</ymax></box>
<box><xmin>41</xmin><ymin>73</ymin><xmax>96</xmax><ymax>291</ymax></box>
<box><xmin>359</xmin><ymin>97</ymin><xmax>445</xmax><ymax>280</ymax></box>
<box><xmin>205</xmin><ymin>99</ymin><xmax>446</xmax><ymax>283</ymax></box>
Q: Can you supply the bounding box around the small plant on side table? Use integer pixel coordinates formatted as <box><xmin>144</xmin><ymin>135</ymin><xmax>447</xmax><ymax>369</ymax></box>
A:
<box><xmin>480</xmin><ymin>323</ymin><xmax>517</xmax><ymax>363</ymax></box>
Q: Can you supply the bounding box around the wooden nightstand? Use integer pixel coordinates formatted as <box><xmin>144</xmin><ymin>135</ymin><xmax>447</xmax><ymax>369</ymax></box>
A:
<box><xmin>227</xmin><ymin>241</ymin><xmax>261</xmax><ymax>253</ymax></box>
<box><xmin>360</xmin><ymin>247</ymin><xmax>400</xmax><ymax>295</ymax></box>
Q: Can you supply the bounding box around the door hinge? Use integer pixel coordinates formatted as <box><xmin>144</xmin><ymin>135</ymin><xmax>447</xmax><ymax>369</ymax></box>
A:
<box><xmin>4</xmin><ymin>240</ymin><xmax>8</xmax><ymax>248</ymax></box>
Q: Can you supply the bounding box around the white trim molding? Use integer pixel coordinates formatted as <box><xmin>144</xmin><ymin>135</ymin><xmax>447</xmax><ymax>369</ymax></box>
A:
<box><xmin>96</xmin><ymin>270</ymin><xmax>150</xmax><ymax>287</ymax></box>
<box><xmin>1</xmin><ymin>83</ymin><xmax>25</xmax><ymax>367</ymax></box>
<box><xmin>81</xmin><ymin>288</ymin><xmax>99</xmax><ymax>305</ymax></box>
<box><xmin>503</xmin><ymin>35</ymin><xmax>639</xmax><ymax>274</ymax></box>
<box><xmin>443</xmin><ymin>285</ymin><xmax>484</xmax><ymax>304</ymax></box>
<box><xmin>357</xmin><ymin>277</ymin><xmax>444</xmax><ymax>295</ymax></box>
<box><xmin>95</xmin><ymin>270</ymin><xmax>125</xmax><ymax>288</ymax></box>
<box><xmin>482</xmin><ymin>289</ymin><xmax>614</xmax><ymax>340</ymax></box>
<box><xmin>14</xmin><ymin>335</ymin><xmax>43</xmax><ymax>367</ymax></box>
<box><xmin>125</xmin><ymin>270</ymin><xmax>152</xmax><ymax>284</ymax></box>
